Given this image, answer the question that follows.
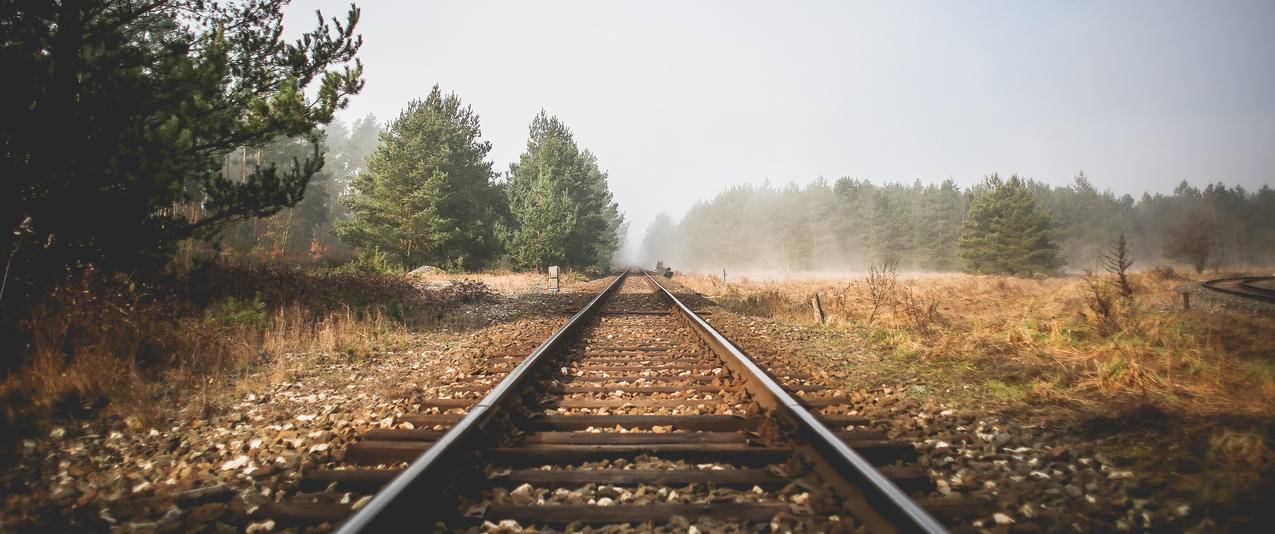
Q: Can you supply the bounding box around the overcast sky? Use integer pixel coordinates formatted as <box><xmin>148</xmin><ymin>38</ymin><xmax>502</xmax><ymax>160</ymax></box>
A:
<box><xmin>284</xmin><ymin>1</ymin><xmax>1275</xmax><ymax>260</ymax></box>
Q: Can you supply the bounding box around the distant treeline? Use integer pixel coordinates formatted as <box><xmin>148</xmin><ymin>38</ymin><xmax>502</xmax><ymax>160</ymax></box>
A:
<box><xmin>642</xmin><ymin>175</ymin><xmax>1275</xmax><ymax>273</ymax></box>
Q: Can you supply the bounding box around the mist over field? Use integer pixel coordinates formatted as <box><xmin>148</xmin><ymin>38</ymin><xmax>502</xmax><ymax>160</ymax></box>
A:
<box><xmin>638</xmin><ymin>177</ymin><xmax>1275</xmax><ymax>276</ymax></box>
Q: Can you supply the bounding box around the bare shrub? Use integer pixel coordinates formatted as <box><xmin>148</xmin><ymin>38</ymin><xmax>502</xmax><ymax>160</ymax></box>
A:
<box><xmin>896</xmin><ymin>285</ymin><xmax>946</xmax><ymax>333</ymax></box>
<box><xmin>865</xmin><ymin>259</ymin><xmax>899</xmax><ymax>324</ymax></box>
<box><xmin>1164</xmin><ymin>210</ymin><xmax>1213</xmax><ymax>274</ymax></box>
<box><xmin>1082</xmin><ymin>270</ymin><xmax>1120</xmax><ymax>336</ymax></box>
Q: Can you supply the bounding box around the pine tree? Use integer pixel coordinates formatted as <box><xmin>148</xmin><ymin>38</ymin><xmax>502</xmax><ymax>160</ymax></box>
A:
<box><xmin>1103</xmin><ymin>233</ymin><xmax>1135</xmax><ymax>296</ymax></box>
<box><xmin>338</xmin><ymin>86</ymin><xmax>502</xmax><ymax>270</ymax></box>
<box><xmin>958</xmin><ymin>175</ymin><xmax>1062</xmax><ymax>276</ymax></box>
<box><xmin>2</xmin><ymin>0</ymin><xmax>363</xmax><ymax>325</ymax></box>
<box><xmin>503</xmin><ymin>112</ymin><xmax>625</xmax><ymax>270</ymax></box>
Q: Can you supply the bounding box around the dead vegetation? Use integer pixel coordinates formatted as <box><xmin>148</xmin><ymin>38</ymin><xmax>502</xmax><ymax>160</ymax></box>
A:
<box><xmin>0</xmin><ymin>263</ymin><xmax>498</xmax><ymax>433</ymax></box>
<box><xmin>677</xmin><ymin>267</ymin><xmax>1275</xmax><ymax>521</ymax></box>
<box><xmin>680</xmin><ymin>267</ymin><xmax>1275</xmax><ymax>415</ymax></box>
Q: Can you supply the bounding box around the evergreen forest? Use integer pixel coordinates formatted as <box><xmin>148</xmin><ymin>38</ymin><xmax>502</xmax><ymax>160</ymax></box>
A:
<box><xmin>642</xmin><ymin>173</ymin><xmax>1275</xmax><ymax>275</ymax></box>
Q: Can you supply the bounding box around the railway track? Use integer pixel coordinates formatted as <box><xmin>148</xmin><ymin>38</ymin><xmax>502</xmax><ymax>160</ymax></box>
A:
<box><xmin>1203</xmin><ymin>275</ymin><xmax>1275</xmax><ymax>304</ymax></box>
<box><xmin>252</xmin><ymin>270</ymin><xmax>961</xmax><ymax>532</ymax></box>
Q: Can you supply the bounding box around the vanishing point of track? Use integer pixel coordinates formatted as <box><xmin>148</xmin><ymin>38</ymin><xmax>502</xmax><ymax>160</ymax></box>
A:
<box><xmin>257</xmin><ymin>270</ymin><xmax>950</xmax><ymax>532</ymax></box>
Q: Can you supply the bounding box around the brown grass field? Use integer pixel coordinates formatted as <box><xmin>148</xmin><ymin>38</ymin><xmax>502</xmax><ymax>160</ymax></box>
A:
<box><xmin>675</xmin><ymin>267</ymin><xmax>1275</xmax><ymax>516</ymax></box>
<box><xmin>4</xmin><ymin>264</ymin><xmax>1272</xmax><ymax>525</ymax></box>
<box><xmin>0</xmin><ymin>266</ymin><xmax>519</xmax><ymax>428</ymax></box>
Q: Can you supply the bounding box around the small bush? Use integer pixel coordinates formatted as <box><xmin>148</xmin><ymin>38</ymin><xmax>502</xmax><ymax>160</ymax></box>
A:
<box><xmin>204</xmin><ymin>294</ymin><xmax>268</xmax><ymax>329</ymax></box>
<box><xmin>341</xmin><ymin>246</ymin><xmax>402</xmax><ymax>274</ymax></box>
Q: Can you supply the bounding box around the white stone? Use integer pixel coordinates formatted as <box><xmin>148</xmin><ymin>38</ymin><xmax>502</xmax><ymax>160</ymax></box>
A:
<box><xmin>245</xmin><ymin>520</ymin><xmax>275</xmax><ymax>533</ymax></box>
<box><xmin>220</xmin><ymin>455</ymin><xmax>250</xmax><ymax>471</ymax></box>
<box><xmin>993</xmin><ymin>512</ymin><xmax>1015</xmax><ymax>525</ymax></box>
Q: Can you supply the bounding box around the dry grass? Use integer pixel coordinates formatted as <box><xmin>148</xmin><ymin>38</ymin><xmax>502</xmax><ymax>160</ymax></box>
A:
<box><xmin>0</xmin><ymin>265</ymin><xmax>497</xmax><ymax>432</ymax></box>
<box><xmin>679</xmin><ymin>267</ymin><xmax>1275</xmax><ymax>515</ymax></box>
<box><xmin>677</xmin><ymin>268</ymin><xmax>1275</xmax><ymax>417</ymax></box>
<box><xmin>421</xmin><ymin>269</ymin><xmax>548</xmax><ymax>294</ymax></box>
<box><xmin>419</xmin><ymin>269</ymin><xmax>595</xmax><ymax>294</ymax></box>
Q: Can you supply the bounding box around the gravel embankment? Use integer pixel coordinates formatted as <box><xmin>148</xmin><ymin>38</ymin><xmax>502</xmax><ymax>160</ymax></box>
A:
<box><xmin>656</xmin><ymin>278</ymin><xmax>1195</xmax><ymax>533</ymax></box>
<box><xmin>0</xmin><ymin>280</ymin><xmax>604</xmax><ymax>533</ymax></box>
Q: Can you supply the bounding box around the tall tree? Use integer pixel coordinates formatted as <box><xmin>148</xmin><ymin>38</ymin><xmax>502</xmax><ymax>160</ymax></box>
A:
<box><xmin>1</xmin><ymin>0</ymin><xmax>362</xmax><ymax>323</ymax></box>
<box><xmin>641</xmin><ymin>212</ymin><xmax>676</xmax><ymax>265</ymax></box>
<box><xmin>338</xmin><ymin>86</ymin><xmax>502</xmax><ymax>270</ymax></box>
<box><xmin>1163</xmin><ymin>210</ymin><xmax>1213</xmax><ymax>274</ymax></box>
<box><xmin>958</xmin><ymin>175</ymin><xmax>1062</xmax><ymax>276</ymax></box>
<box><xmin>504</xmin><ymin>112</ymin><xmax>624</xmax><ymax>270</ymax></box>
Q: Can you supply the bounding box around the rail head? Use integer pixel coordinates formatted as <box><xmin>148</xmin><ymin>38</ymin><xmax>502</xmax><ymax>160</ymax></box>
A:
<box><xmin>336</xmin><ymin>270</ymin><xmax>631</xmax><ymax>533</ymax></box>
<box><xmin>641</xmin><ymin>270</ymin><xmax>946</xmax><ymax>534</ymax></box>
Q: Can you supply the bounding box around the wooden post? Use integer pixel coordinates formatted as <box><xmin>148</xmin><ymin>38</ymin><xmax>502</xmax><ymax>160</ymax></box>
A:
<box><xmin>811</xmin><ymin>293</ymin><xmax>826</xmax><ymax>324</ymax></box>
<box><xmin>722</xmin><ymin>269</ymin><xmax>727</xmax><ymax>284</ymax></box>
<box><xmin>1182</xmin><ymin>292</ymin><xmax>1190</xmax><ymax>311</ymax></box>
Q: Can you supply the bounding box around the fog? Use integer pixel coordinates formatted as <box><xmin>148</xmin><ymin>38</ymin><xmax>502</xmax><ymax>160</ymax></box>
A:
<box><xmin>284</xmin><ymin>1</ymin><xmax>1275</xmax><ymax>266</ymax></box>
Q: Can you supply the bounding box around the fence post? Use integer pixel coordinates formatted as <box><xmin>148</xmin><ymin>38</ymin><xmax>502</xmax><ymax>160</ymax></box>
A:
<box><xmin>811</xmin><ymin>293</ymin><xmax>826</xmax><ymax>324</ymax></box>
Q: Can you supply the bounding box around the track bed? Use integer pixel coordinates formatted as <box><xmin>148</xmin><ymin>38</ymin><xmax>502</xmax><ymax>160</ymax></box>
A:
<box><xmin>257</xmin><ymin>272</ymin><xmax>958</xmax><ymax>532</ymax></box>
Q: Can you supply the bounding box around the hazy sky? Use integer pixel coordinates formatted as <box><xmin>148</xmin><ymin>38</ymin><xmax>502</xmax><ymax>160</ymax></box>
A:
<box><xmin>284</xmin><ymin>1</ymin><xmax>1275</xmax><ymax>259</ymax></box>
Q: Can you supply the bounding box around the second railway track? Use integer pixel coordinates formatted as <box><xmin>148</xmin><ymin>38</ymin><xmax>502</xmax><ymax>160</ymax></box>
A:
<box><xmin>1204</xmin><ymin>275</ymin><xmax>1275</xmax><ymax>304</ymax></box>
<box><xmin>256</xmin><ymin>270</ymin><xmax>958</xmax><ymax>532</ymax></box>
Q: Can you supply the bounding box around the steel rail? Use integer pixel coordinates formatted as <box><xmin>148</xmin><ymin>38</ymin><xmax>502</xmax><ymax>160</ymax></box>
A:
<box><xmin>1238</xmin><ymin>276</ymin><xmax>1275</xmax><ymax>298</ymax></box>
<box><xmin>642</xmin><ymin>270</ymin><xmax>946</xmax><ymax>534</ymax></box>
<box><xmin>336</xmin><ymin>269</ymin><xmax>631</xmax><ymax>533</ymax></box>
<box><xmin>1204</xmin><ymin>275</ymin><xmax>1275</xmax><ymax>303</ymax></box>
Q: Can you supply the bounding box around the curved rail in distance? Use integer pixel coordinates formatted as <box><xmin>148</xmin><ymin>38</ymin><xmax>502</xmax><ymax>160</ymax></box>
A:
<box><xmin>1203</xmin><ymin>275</ymin><xmax>1275</xmax><ymax>304</ymax></box>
